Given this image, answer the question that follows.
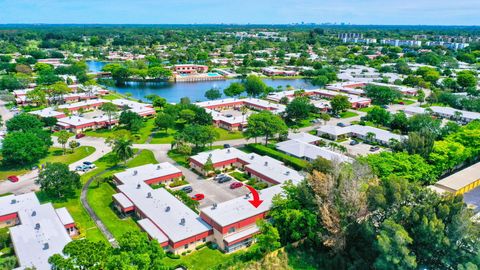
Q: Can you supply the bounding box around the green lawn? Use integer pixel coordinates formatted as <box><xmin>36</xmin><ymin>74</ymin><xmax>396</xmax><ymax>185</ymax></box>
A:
<box><xmin>150</xmin><ymin>127</ymin><xmax>244</xmax><ymax>144</ymax></box>
<box><xmin>214</xmin><ymin>127</ymin><xmax>245</xmax><ymax>141</ymax></box>
<box><xmin>161</xmin><ymin>246</ymin><xmax>237</xmax><ymax>270</ymax></box>
<box><xmin>0</xmin><ymin>146</ymin><xmax>95</xmax><ymax>182</ymax></box>
<box><xmin>339</xmin><ymin>111</ymin><xmax>359</xmax><ymax>118</ymax></box>
<box><xmin>39</xmin><ymin>146</ymin><xmax>95</xmax><ymax>166</ymax></box>
<box><xmin>87</xmin><ymin>182</ymin><xmax>140</xmax><ymax>239</ymax></box>
<box><xmin>85</xmin><ymin>118</ymin><xmax>155</xmax><ymax>144</ymax></box>
<box><xmin>358</xmin><ymin>107</ymin><xmax>373</xmax><ymax>113</ymax></box>
<box><xmin>150</xmin><ymin>129</ymin><xmax>177</xmax><ymax>144</ymax></box>
<box><xmin>102</xmin><ymin>92</ymin><xmax>127</xmax><ymax>100</ymax></box>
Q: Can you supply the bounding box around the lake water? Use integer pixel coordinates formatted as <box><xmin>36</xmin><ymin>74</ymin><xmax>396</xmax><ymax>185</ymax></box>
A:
<box><xmin>87</xmin><ymin>61</ymin><xmax>315</xmax><ymax>103</ymax></box>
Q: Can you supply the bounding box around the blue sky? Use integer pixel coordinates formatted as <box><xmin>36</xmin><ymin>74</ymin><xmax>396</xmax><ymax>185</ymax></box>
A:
<box><xmin>0</xmin><ymin>0</ymin><xmax>479</xmax><ymax>25</ymax></box>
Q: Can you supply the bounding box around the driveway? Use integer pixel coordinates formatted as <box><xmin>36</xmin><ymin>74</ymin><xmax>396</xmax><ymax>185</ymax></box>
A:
<box><xmin>0</xmin><ymin>100</ymin><xmax>14</xmax><ymax>128</ymax></box>
<box><xmin>0</xmin><ymin>136</ymin><xmax>112</xmax><ymax>195</ymax></box>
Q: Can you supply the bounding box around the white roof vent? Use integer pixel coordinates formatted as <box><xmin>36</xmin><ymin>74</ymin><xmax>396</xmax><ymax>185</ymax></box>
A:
<box><xmin>227</xmin><ymin>149</ymin><xmax>230</xmax><ymax>153</ymax></box>
<box><xmin>32</xmin><ymin>211</ymin><xmax>36</xmax><ymax>216</ymax></box>
<box><xmin>250</xmin><ymin>155</ymin><xmax>254</xmax><ymax>160</ymax></box>
<box><xmin>212</xmin><ymin>203</ymin><xmax>217</xmax><ymax>210</ymax></box>
<box><xmin>157</xmin><ymin>165</ymin><xmax>161</xmax><ymax>170</ymax></box>
<box><xmin>264</xmin><ymin>161</ymin><xmax>268</xmax><ymax>166</ymax></box>
<box><xmin>285</xmin><ymin>171</ymin><xmax>290</xmax><ymax>175</ymax></box>
<box><xmin>133</xmin><ymin>170</ymin><xmax>138</xmax><ymax>176</ymax></box>
<box><xmin>10</xmin><ymin>199</ymin><xmax>16</xmax><ymax>204</ymax></box>
<box><xmin>43</xmin><ymin>243</ymin><xmax>49</xmax><ymax>250</ymax></box>
<box><xmin>147</xmin><ymin>192</ymin><xmax>152</xmax><ymax>198</ymax></box>
<box><xmin>35</xmin><ymin>223</ymin><xmax>40</xmax><ymax>230</ymax></box>
<box><xmin>165</xmin><ymin>206</ymin><xmax>170</xmax><ymax>212</ymax></box>
<box><xmin>180</xmin><ymin>218</ymin><xmax>186</xmax><ymax>225</ymax></box>
<box><xmin>244</xmin><ymin>193</ymin><xmax>250</xmax><ymax>199</ymax></box>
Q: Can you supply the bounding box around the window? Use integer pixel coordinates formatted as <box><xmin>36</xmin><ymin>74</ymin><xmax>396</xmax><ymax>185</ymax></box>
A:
<box><xmin>184</xmin><ymin>244</ymin><xmax>188</xmax><ymax>249</ymax></box>
<box><xmin>202</xmin><ymin>238</ymin><xmax>206</xmax><ymax>242</ymax></box>
<box><xmin>228</xmin><ymin>227</ymin><xmax>235</xmax><ymax>233</ymax></box>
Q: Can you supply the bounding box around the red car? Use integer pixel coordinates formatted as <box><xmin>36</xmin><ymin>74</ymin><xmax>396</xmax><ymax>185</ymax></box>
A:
<box><xmin>230</xmin><ymin>182</ymin><xmax>243</xmax><ymax>189</ymax></box>
<box><xmin>75</xmin><ymin>133</ymin><xmax>86</xmax><ymax>139</ymax></box>
<box><xmin>191</xmin><ymin>193</ymin><xmax>205</xmax><ymax>201</ymax></box>
<box><xmin>7</xmin><ymin>175</ymin><xmax>19</xmax><ymax>183</ymax></box>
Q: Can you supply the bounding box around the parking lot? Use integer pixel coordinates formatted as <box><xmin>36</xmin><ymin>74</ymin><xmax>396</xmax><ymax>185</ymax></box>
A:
<box><xmin>339</xmin><ymin>139</ymin><xmax>387</xmax><ymax>157</ymax></box>
<box><xmin>172</xmin><ymin>171</ymin><xmax>249</xmax><ymax>208</ymax></box>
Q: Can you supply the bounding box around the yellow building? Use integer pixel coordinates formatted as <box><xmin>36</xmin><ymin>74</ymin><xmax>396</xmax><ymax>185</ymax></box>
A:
<box><xmin>433</xmin><ymin>162</ymin><xmax>480</xmax><ymax>195</ymax></box>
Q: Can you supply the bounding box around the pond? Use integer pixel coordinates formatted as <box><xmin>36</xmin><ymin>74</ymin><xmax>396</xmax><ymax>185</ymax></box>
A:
<box><xmin>87</xmin><ymin>61</ymin><xmax>315</xmax><ymax>103</ymax></box>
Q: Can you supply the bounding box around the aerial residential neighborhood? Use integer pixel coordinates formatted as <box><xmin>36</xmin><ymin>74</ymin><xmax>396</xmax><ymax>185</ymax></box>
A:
<box><xmin>0</xmin><ymin>1</ymin><xmax>479</xmax><ymax>270</ymax></box>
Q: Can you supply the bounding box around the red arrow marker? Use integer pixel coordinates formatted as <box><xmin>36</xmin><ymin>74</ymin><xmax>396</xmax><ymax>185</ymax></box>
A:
<box><xmin>245</xmin><ymin>185</ymin><xmax>263</xmax><ymax>208</ymax></box>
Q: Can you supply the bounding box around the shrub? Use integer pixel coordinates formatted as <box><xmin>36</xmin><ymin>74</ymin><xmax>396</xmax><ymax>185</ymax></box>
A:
<box><xmin>245</xmin><ymin>144</ymin><xmax>308</xmax><ymax>170</ymax></box>
<box><xmin>166</xmin><ymin>252</ymin><xmax>180</xmax><ymax>259</ymax></box>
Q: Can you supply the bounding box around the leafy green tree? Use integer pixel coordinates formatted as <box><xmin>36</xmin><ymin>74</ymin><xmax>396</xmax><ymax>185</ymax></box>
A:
<box><xmin>360</xmin><ymin>151</ymin><xmax>435</xmax><ymax>184</ymax></box>
<box><xmin>155</xmin><ymin>112</ymin><xmax>175</xmax><ymax>133</ymax></box>
<box><xmin>457</xmin><ymin>70</ymin><xmax>478</xmax><ymax>90</ymax></box>
<box><xmin>145</xmin><ymin>94</ymin><xmax>167</xmax><ymax>108</ymax></box>
<box><xmin>374</xmin><ymin>219</ymin><xmax>417</xmax><ymax>270</ymax></box>
<box><xmin>36</xmin><ymin>162</ymin><xmax>81</xmax><ymax>199</ymax></box>
<box><xmin>330</xmin><ymin>95</ymin><xmax>351</xmax><ymax>115</ymax></box>
<box><xmin>49</xmin><ymin>238</ymin><xmax>111</xmax><ymax>269</ymax></box>
<box><xmin>366</xmin><ymin>106</ymin><xmax>391</xmax><ymax>126</ymax></box>
<box><xmin>223</xmin><ymin>82</ymin><xmax>245</xmax><ymax>97</ymax></box>
<box><xmin>253</xmin><ymin>220</ymin><xmax>281</xmax><ymax>255</ymax></box>
<box><xmin>57</xmin><ymin>130</ymin><xmax>70</xmax><ymax>154</ymax></box>
<box><xmin>245</xmin><ymin>111</ymin><xmax>287</xmax><ymax>145</ymax></box>
<box><xmin>284</xmin><ymin>97</ymin><xmax>313</xmax><ymax>124</ymax></box>
<box><xmin>119</xmin><ymin>110</ymin><xmax>144</xmax><ymax>132</ymax></box>
<box><xmin>175</xmin><ymin>125</ymin><xmax>218</xmax><ymax>149</ymax></box>
<box><xmin>365</xmin><ymin>84</ymin><xmax>402</xmax><ymax>105</ymax></box>
<box><xmin>6</xmin><ymin>113</ymin><xmax>44</xmax><ymax>132</ymax></box>
<box><xmin>311</xmin><ymin>75</ymin><xmax>329</xmax><ymax>87</ymax></box>
<box><xmin>1</xmin><ymin>131</ymin><xmax>49</xmax><ymax>165</ymax></box>
<box><xmin>244</xmin><ymin>75</ymin><xmax>266</xmax><ymax>97</ymax></box>
<box><xmin>204</xmin><ymin>88</ymin><xmax>222</xmax><ymax>100</ymax></box>
<box><xmin>389</xmin><ymin>111</ymin><xmax>408</xmax><ymax>133</ymax></box>
<box><xmin>428</xmin><ymin>140</ymin><xmax>468</xmax><ymax>175</ymax></box>
<box><xmin>69</xmin><ymin>140</ymin><xmax>79</xmax><ymax>153</ymax></box>
<box><xmin>417</xmin><ymin>89</ymin><xmax>425</xmax><ymax>104</ymax></box>
<box><xmin>203</xmin><ymin>155</ymin><xmax>214</xmax><ymax>173</ymax></box>
<box><xmin>100</xmin><ymin>102</ymin><xmax>118</xmax><ymax>129</ymax></box>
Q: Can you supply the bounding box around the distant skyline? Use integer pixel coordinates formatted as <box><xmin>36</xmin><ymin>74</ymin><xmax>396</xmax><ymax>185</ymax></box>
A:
<box><xmin>0</xmin><ymin>0</ymin><xmax>479</xmax><ymax>26</ymax></box>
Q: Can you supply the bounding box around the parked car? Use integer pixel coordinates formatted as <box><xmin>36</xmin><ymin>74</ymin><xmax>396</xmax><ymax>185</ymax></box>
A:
<box><xmin>369</xmin><ymin>146</ymin><xmax>380</xmax><ymax>152</ymax></box>
<box><xmin>223</xmin><ymin>144</ymin><xmax>231</xmax><ymax>149</ymax></box>
<box><xmin>218</xmin><ymin>176</ymin><xmax>232</xmax><ymax>183</ymax></box>
<box><xmin>381</xmin><ymin>105</ymin><xmax>389</xmax><ymax>109</ymax></box>
<box><xmin>75</xmin><ymin>165</ymin><xmax>89</xmax><ymax>172</ymax></box>
<box><xmin>337</xmin><ymin>122</ymin><xmax>347</xmax><ymax>127</ymax></box>
<box><xmin>350</xmin><ymin>140</ymin><xmax>359</xmax><ymax>145</ymax></box>
<box><xmin>398</xmin><ymin>101</ymin><xmax>405</xmax><ymax>105</ymax></box>
<box><xmin>83</xmin><ymin>161</ymin><xmax>96</xmax><ymax>169</ymax></box>
<box><xmin>214</xmin><ymin>174</ymin><xmax>227</xmax><ymax>181</ymax></box>
<box><xmin>75</xmin><ymin>133</ymin><xmax>86</xmax><ymax>139</ymax></box>
<box><xmin>230</xmin><ymin>182</ymin><xmax>243</xmax><ymax>189</ymax></box>
<box><xmin>7</xmin><ymin>175</ymin><xmax>19</xmax><ymax>183</ymax></box>
<box><xmin>191</xmin><ymin>193</ymin><xmax>205</xmax><ymax>201</ymax></box>
<box><xmin>181</xmin><ymin>186</ymin><xmax>193</xmax><ymax>193</ymax></box>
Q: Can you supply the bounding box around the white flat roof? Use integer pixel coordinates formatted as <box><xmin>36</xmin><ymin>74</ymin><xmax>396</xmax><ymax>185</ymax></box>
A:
<box><xmin>276</xmin><ymin>139</ymin><xmax>352</xmax><ymax>163</ymax></box>
<box><xmin>223</xmin><ymin>226</ymin><xmax>260</xmax><ymax>244</ymax></box>
<box><xmin>58</xmin><ymin>98</ymin><xmax>107</xmax><ymax>110</ymax></box>
<box><xmin>137</xmin><ymin>218</ymin><xmax>169</xmax><ymax>244</ymax></box>
<box><xmin>435</xmin><ymin>162</ymin><xmax>480</xmax><ymax>192</ymax></box>
<box><xmin>55</xmin><ymin>207</ymin><xmax>74</xmax><ymax>225</ymax></box>
<box><xmin>29</xmin><ymin>108</ymin><xmax>65</xmax><ymax>118</ymax></box>
<box><xmin>114</xmin><ymin>163</ymin><xmax>181</xmax><ymax>185</ymax></box>
<box><xmin>1</xmin><ymin>193</ymin><xmax>72</xmax><ymax>270</ymax></box>
<box><xmin>200</xmin><ymin>185</ymin><xmax>283</xmax><ymax>227</ymax></box>
<box><xmin>118</xmin><ymin>182</ymin><xmax>211</xmax><ymax>243</ymax></box>
<box><xmin>57</xmin><ymin>115</ymin><xmax>96</xmax><ymax>126</ymax></box>
<box><xmin>112</xmin><ymin>193</ymin><xmax>134</xmax><ymax>209</ymax></box>
<box><xmin>287</xmin><ymin>132</ymin><xmax>320</xmax><ymax>144</ymax></box>
<box><xmin>318</xmin><ymin>124</ymin><xmax>406</xmax><ymax>142</ymax></box>
<box><xmin>195</xmin><ymin>98</ymin><xmax>285</xmax><ymax>113</ymax></box>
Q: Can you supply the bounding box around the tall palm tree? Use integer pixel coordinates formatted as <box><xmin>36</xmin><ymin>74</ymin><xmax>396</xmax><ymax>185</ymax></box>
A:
<box><xmin>100</xmin><ymin>102</ymin><xmax>118</xmax><ymax>129</ymax></box>
<box><xmin>113</xmin><ymin>137</ymin><xmax>134</xmax><ymax>165</ymax></box>
<box><xmin>366</xmin><ymin>132</ymin><xmax>376</xmax><ymax>143</ymax></box>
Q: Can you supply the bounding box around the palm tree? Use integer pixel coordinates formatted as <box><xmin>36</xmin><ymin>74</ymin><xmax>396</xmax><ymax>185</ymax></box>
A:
<box><xmin>453</xmin><ymin>111</ymin><xmax>463</xmax><ymax>122</ymax></box>
<box><xmin>100</xmin><ymin>102</ymin><xmax>118</xmax><ymax>129</ymax></box>
<box><xmin>113</xmin><ymin>137</ymin><xmax>134</xmax><ymax>165</ymax></box>
<box><xmin>366</xmin><ymin>132</ymin><xmax>376</xmax><ymax>143</ymax></box>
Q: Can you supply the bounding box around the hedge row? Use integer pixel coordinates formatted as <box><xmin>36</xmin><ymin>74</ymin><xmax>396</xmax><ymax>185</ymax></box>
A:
<box><xmin>244</xmin><ymin>144</ymin><xmax>308</xmax><ymax>170</ymax></box>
